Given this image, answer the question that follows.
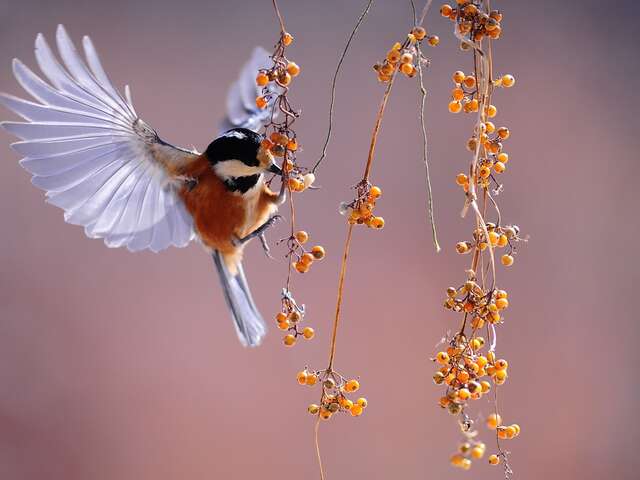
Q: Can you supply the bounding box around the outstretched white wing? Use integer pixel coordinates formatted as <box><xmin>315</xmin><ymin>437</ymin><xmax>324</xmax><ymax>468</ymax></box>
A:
<box><xmin>1</xmin><ymin>25</ymin><xmax>197</xmax><ymax>253</ymax></box>
<box><xmin>220</xmin><ymin>46</ymin><xmax>281</xmax><ymax>134</ymax></box>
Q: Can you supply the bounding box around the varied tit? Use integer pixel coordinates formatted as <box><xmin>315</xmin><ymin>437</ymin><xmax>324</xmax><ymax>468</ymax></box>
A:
<box><xmin>0</xmin><ymin>25</ymin><xmax>287</xmax><ymax>347</ymax></box>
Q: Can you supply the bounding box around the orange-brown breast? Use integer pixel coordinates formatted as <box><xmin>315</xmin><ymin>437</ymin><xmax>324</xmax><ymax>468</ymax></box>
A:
<box><xmin>177</xmin><ymin>155</ymin><xmax>279</xmax><ymax>256</ymax></box>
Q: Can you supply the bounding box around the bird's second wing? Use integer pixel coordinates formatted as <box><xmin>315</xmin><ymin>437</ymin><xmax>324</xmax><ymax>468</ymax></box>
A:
<box><xmin>220</xmin><ymin>46</ymin><xmax>281</xmax><ymax>134</ymax></box>
<box><xmin>1</xmin><ymin>25</ymin><xmax>197</xmax><ymax>253</ymax></box>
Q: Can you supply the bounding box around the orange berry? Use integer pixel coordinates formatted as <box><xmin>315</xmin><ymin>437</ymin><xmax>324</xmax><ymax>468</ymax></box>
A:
<box><xmin>456</xmin><ymin>241</ymin><xmax>470</xmax><ymax>254</ymax></box>
<box><xmin>436</xmin><ymin>351</ymin><xmax>450</xmax><ymax>365</ymax></box>
<box><xmin>283</xmin><ymin>334</ymin><xmax>296</xmax><ymax>346</ymax></box>
<box><xmin>448</xmin><ymin>101</ymin><xmax>462</xmax><ymax>113</ymax></box>
<box><xmin>301</xmin><ymin>252</ymin><xmax>315</xmax><ymax>265</ymax></box>
<box><xmin>495</xmin><ymin>359</ymin><xmax>508</xmax><ymax>370</ymax></box>
<box><xmin>278</xmin><ymin>72</ymin><xmax>292</xmax><ymax>86</ymax></box>
<box><xmin>479</xmin><ymin>165</ymin><xmax>491</xmax><ymax>178</ymax></box>
<box><xmin>501</xmin><ymin>254</ymin><xmax>514</xmax><ymax>266</ymax></box>
<box><xmin>441</xmin><ymin>4</ymin><xmax>453</xmax><ymax>16</ymax></box>
<box><xmin>282</xmin><ymin>32</ymin><xmax>294</xmax><ymax>46</ymax></box>
<box><xmin>294</xmin><ymin>261</ymin><xmax>310</xmax><ymax>273</ymax></box>
<box><xmin>295</xmin><ymin>230</ymin><xmax>309</xmax><ymax>244</ymax></box>
<box><xmin>276</xmin><ymin>312</ymin><xmax>287</xmax><ymax>322</ymax></box>
<box><xmin>370</xmin><ymin>216</ymin><xmax>385</xmax><ymax>229</ymax></box>
<box><xmin>345</xmin><ymin>379</ymin><xmax>360</xmax><ymax>392</ymax></box>
<box><xmin>497</xmin><ymin>127</ymin><xmax>510</xmax><ymax>140</ymax></box>
<box><xmin>255</xmin><ymin>96</ymin><xmax>268</xmax><ymax>109</ymax></box>
<box><xmin>487</xmin><ymin>413</ymin><xmax>502</xmax><ymax>429</ymax></box>
<box><xmin>412</xmin><ymin>26</ymin><xmax>427</xmax><ymax>41</ymax></box>
<box><xmin>486</xmin><ymin>104</ymin><xmax>498</xmax><ymax>117</ymax></box>
<box><xmin>311</xmin><ymin>245</ymin><xmax>325</xmax><ymax>260</ymax></box>
<box><xmin>306</xmin><ymin>373</ymin><xmax>318</xmax><ymax>386</ymax></box>
<box><xmin>497</xmin><ymin>234</ymin><xmax>509</xmax><ymax>248</ymax></box>
<box><xmin>302</xmin><ymin>327</ymin><xmax>315</xmax><ymax>339</ymax></box>
<box><xmin>458</xmin><ymin>388</ymin><xmax>471</xmax><ymax>400</ymax></box>
<box><xmin>286</xmin><ymin>61</ymin><xmax>301</xmax><ymax>77</ymax></box>
<box><xmin>456</xmin><ymin>173</ymin><xmax>468</xmax><ymax>185</ymax></box>
<box><xmin>387</xmin><ymin>49</ymin><xmax>401</xmax><ymax>63</ymax></box>
<box><xmin>256</xmin><ymin>72</ymin><xmax>269</xmax><ymax>86</ymax></box>
<box><xmin>495</xmin><ymin>297</ymin><xmax>509</xmax><ymax>310</ymax></box>
<box><xmin>463</xmin><ymin>76</ymin><xmax>476</xmax><ymax>88</ymax></box>
<box><xmin>288</xmin><ymin>311</ymin><xmax>301</xmax><ymax>323</ymax></box>
<box><xmin>356</xmin><ymin>397</ymin><xmax>368</xmax><ymax>408</ymax></box>
<box><xmin>497</xmin><ymin>152</ymin><xmax>509</xmax><ymax>163</ymax></box>
<box><xmin>308</xmin><ymin>403</ymin><xmax>320</xmax><ymax>414</ymax></box>
<box><xmin>400</xmin><ymin>63</ymin><xmax>415</xmax><ymax>76</ymax></box>
<box><xmin>453</xmin><ymin>70</ymin><xmax>465</xmax><ymax>83</ymax></box>
<box><xmin>427</xmin><ymin>35</ymin><xmax>439</xmax><ymax>47</ymax></box>
<box><xmin>485</xmin><ymin>121</ymin><xmax>496</xmax><ymax>134</ymax></box>
<box><xmin>287</xmin><ymin>139</ymin><xmax>298</xmax><ymax>151</ymax></box>
<box><xmin>277</xmin><ymin>321</ymin><xmax>289</xmax><ymax>330</ymax></box>
<box><xmin>452</xmin><ymin>87</ymin><xmax>464</xmax><ymax>101</ymax></box>
<box><xmin>350</xmin><ymin>404</ymin><xmax>364</xmax><ymax>416</ymax></box>
<box><xmin>297</xmin><ymin>371</ymin><xmax>308</xmax><ymax>384</ymax></box>
<box><xmin>489</xmin><ymin>454</ymin><xmax>500</xmax><ymax>465</ymax></box>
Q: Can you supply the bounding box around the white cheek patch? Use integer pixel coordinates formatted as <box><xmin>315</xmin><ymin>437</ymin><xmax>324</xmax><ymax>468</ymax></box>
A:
<box><xmin>214</xmin><ymin>159</ymin><xmax>261</xmax><ymax>178</ymax></box>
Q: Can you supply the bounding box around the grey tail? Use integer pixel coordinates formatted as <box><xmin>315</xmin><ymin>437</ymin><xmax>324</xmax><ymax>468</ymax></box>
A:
<box><xmin>212</xmin><ymin>251</ymin><xmax>266</xmax><ymax>347</ymax></box>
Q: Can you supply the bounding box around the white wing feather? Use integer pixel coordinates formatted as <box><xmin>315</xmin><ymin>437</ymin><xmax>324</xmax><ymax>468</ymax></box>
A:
<box><xmin>1</xmin><ymin>25</ymin><xmax>197</xmax><ymax>252</ymax></box>
<box><xmin>220</xmin><ymin>47</ymin><xmax>281</xmax><ymax>133</ymax></box>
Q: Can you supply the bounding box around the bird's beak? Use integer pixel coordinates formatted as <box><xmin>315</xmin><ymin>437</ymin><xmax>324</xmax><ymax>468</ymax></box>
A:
<box><xmin>268</xmin><ymin>162</ymin><xmax>283</xmax><ymax>176</ymax></box>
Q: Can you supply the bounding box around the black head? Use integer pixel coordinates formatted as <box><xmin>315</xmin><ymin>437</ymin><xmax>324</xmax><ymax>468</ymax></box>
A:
<box><xmin>206</xmin><ymin>128</ymin><xmax>262</xmax><ymax>168</ymax></box>
<box><xmin>206</xmin><ymin>128</ymin><xmax>282</xmax><ymax>193</ymax></box>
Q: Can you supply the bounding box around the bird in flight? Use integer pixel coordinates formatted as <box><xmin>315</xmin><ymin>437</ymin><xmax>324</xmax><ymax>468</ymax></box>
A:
<box><xmin>1</xmin><ymin>25</ymin><xmax>287</xmax><ymax>347</ymax></box>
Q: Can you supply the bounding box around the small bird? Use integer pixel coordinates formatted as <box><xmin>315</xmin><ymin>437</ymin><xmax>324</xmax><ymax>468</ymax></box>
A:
<box><xmin>1</xmin><ymin>25</ymin><xmax>287</xmax><ymax>347</ymax></box>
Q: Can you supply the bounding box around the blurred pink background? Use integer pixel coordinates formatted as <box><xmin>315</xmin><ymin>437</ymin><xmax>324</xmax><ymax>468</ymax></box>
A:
<box><xmin>0</xmin><ymin>0</ymin><xmax>638</xmax><ymax>479</ymax></box>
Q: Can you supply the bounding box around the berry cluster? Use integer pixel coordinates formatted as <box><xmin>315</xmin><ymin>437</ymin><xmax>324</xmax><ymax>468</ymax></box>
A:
<box><xmin>255</xmin><ymin>32</ymin><xmax>298</xmax><ymax>109</ymax></box>
<box><xmin>440</xmin><ymin>2</ymin><xmax>504</xmax><ymax>42</ymax></box>
<box><xmin>302</xmin><ymin>369</ymin><xmax>367</xmax><ymax>420</ymax></box>
<box><xmin>454</xmin><ymin>223</ymin><xmax>524</xmax><ymax>268</ymax></box>
<box><xmin>276</xmin><ymin>289</ymin><xmax>315</xmax><ymax>347</ymax></box>
<box><xmin>450</xmin><ymin>438</ymin><xmax>487</xmax><ymax>470</ymax></box>
<box><xmin>373</xmin><ymin>26</ymin><xmax>437</xmax><ymax>83</ymax></box>
<box><xmin>260</xmin><ymin>133</ymin><xmax>315</xmax><ymax>193</ymax></box>
<box><xmin>441</xmin><ymin>281</ymin><xmax>510</xmax><ymax>330</ymax></box>
<box><xmin>339</xmin><ymin>182</ymin><xmax>384</xmax><ymax>229</ymax></box>
<box><xmin>435</xmin><ymin>1</ymin><xmax>523</xmax><ymax>475</ymax></box>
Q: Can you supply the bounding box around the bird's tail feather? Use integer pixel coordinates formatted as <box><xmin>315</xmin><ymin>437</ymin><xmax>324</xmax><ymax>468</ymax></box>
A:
<box><xmin>212</xmin><ymin>250</ymin><xmax>266</xmax><ymax>347</ymax></box>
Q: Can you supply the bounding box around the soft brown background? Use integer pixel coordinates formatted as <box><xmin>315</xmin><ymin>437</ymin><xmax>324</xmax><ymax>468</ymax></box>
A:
<box><xmin>0</xmin><ymin>0</ymin><xmax>637</xmax><ymax>479</ymax></box>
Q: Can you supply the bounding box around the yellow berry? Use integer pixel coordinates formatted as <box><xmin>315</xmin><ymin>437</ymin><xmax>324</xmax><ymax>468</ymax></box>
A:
<box><xmin>458</xmin><ymin>388</ymin><xmax>471</xmax><ymax>400</ymax></box>
<box><xmin>489</xmin><ymin>454</ymin><xmax>500</xmax><ymax>465</ymax></box>
<box><xmin>494</xmin><ymin>161</ymin><xmax>506</xmax><ymax>173</ymax></box>
<box><xmin>302</xmin><ymin>327</ymin><xmax>315</xmax><ymax>339</ymax></box>
<box><xmin>485</xmin><ymin>121</ymin><xmax>496</xmax><ymax>134</ymax></box>
<box><xmin>501</xmin><ymin>254</ymin><xmax>514</xmax><ymax>266</ymax></box>
<box><xmin>497</xmin><ymin>152</ymin><xmax>509</xmax><ymax>163</ymax></box>
<box><xmin>436</xmin><ymin>351</ymin><xmax>450</xmax><ymax>364</ymax></box>
<box><xmin>497</xmin><ymin>234</ymin><xmax>509</xmax><ymax>248</ymax></box>
<box><xmin>512</xmin><ymin>424</ymin><xmax>521</xmax><ymax>436</ymax></box>
<box><xmin>495</xmin><ymin>297</ymin><xmax>509</xmax><ymax>310</ymax></box>
<box><xmin>479</xmin><ymin>165</ymin><xmax>491</xmax><ymax>178</ymax></box>
<box><xmin>356</xmin><ymin>397</ymin><xmax>368</xmax><ymax>408</ymax></box>
<box><xmin>495</xmin><ymin>359</ymin><xmax>508</xmax><ymax>370</ymax></box>
<box><xmin>453</xmin><ymin>70</ymin><xmax>465</xmax><ymax>83</ymax></box>
<box><xmin>488</xmin><ymin>231</ymin><xmax>500</xmax><ymax>246</ymax></box>
<box><xmin>487</xmin><ymin>104</ymin><xmax>498</xmax><ymax>117</ymax></box>
<box><xmin>480</xmin><ymin>380</ymin><xmax>491</xmax><ymax>393</ymax></box>
<box><xmin>283</xmin><ymin>334</ymin><xmax>296</xmax><ymax>346</ymax></box>
<box><xmin>501</xmin><ymin>74</ymin><xmax>515</xmax><ymax>87</ymax></box>
<box><xmin>471</xmin><ymin>446</ymin><xmax>485</xmax><ymax>459</ymax></box>
<box><xmin>308</xmin><ymin>403</ymin><xmax>320</xmax><ymax>414</ymax></box>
